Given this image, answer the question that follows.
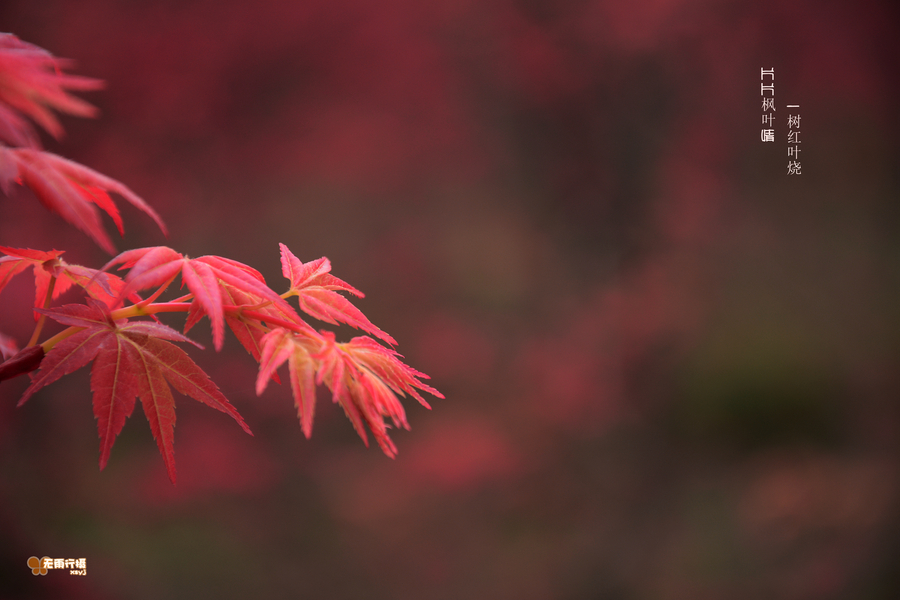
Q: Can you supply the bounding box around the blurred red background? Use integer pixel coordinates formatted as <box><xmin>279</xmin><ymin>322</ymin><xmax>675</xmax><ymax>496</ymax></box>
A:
<box><xmin>1</xmin><ymin>0</ymin><xmax>899</xmax><ymax>598</ymax></box>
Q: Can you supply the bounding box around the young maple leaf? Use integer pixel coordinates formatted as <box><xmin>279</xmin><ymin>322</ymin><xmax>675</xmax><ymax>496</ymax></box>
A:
<box><xmin>256</xmin><ymin>327</ymin><xmax>321</xmax><ymax>437</ymax></box>
<box><xmin>189</xmin><ymin>281</ymin><xmax>313</xmax><ymax>385</ymax></box>
<box><xmin>18</xmin><ymin>300</ymin><xmax>252</xmax><ymax>484</ymax></box>
<box><xmin>256</xmin><ymin>328</ymin><xmax>442</xmax><ymax>457</ymax></box>
<box><xmin>0</xmin><ymin>33</ymin><xmax>103</xmax><ymax>146</ymax></box>
<box><xmin>213</xmin><ymin>284</ymin><xmax>275</xmax><ymax>366</ymax></box>
<box><xmin>0</xmin><ymin>246</ymin><xmax>133</xmax><ymax>317</ymax></box>
<box><xmin>341</xmin><ymin>335</ymin><xmax>442</xmax><ymax>408</ymax></box>
<box><xmin>279</xmin><ymin>243</ymin><xmax>396</xmax><ymax>345</ymax></box>
<box><xmin>105</xmin><ymin>247</ymin><xmax>301</xmax><ymax>351</ymax></box>
<box><xmin>0</xmin><ymin>147</ymin><xmax>168</xmax><ymax>254</ymax></box>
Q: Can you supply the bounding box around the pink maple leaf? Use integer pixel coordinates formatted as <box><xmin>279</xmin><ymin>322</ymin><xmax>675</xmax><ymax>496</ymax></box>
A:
<box><xmin>0</xmin><ymin>33</ymin><xmax>103</xmax><ymax>146</ymax></box>
<box><xmin>257</xmin><ymin>327</ymin><xmax>441</xmax><ymax>457</ymax></box>
<box><xmin>106</xmin><ymin>246</ymin><xmax>301</xmax><ymax>351</ymax></box>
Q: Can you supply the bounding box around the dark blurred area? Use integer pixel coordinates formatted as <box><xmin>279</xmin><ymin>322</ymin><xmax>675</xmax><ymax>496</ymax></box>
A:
<box><xmin>1</xmin><ymin>0</ymin><xmax>899</xmax><ymax>598</ymax></box>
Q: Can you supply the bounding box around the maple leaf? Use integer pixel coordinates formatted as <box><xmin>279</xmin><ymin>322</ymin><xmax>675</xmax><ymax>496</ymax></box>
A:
<box><xmin>197</xmin><ymin>281</ymin><xmax>312</xmax><ymax>386</ymax></box>
<box><xmin>279</xmin><ymin>243</ymin><xmax>396</xmax><ymax>345</ymax></box>
<box><xmin>256</xmin><ymin>327</ymin><xmax>321</xmax><ymax>437</ymax></box>
<box><xmin>214</xmin><ymin>284</ymin><xmax>271</xmax><ymax>365</ymax></box>
<box><xmin>0</xmin><ymin>246</ymin><xmax>133</xmax><ymax>318</ymax></box>
<box><xmin>18</xmin><ymin>300</ymin><xmax>252</xmax><ymax>484</ymax></box>
<box><xmin>105</xmin><ymin>247</ymin><xmax>301</xmax><ymax>351</ymax></box>
<box><xmin>341</xmin><ymin>335</ymin><xmax>442</xmax><ymax>408</ymax></box>
<box><xmin>0</xmin><ymin>33</ymin><xmax>103</xmax><ymax>146</ymax></box>
<box><xmin>256</xmin><ymin>328</ymin><xmax>442</xmax><ymax>457</ymax></box>
<box><xmin>0</xmin><ymin>147</ymin><xmax>168</xmax><ymax>254</ymax></box>
<box><xmin>0</xmin><ymin>102</ymin><xmax>37</xmax><ymax>148</ymax></box>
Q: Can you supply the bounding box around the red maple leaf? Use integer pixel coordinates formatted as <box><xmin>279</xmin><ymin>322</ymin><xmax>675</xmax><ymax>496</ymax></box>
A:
<box><xmin>279</xmin><ymin>243</ymin><xmax>396</xmax><ymax>345</ymax></box>
<box><xmin>0</xmin><ymin>102</ymin><xmax>37</xmax><ymax>149</ymax></box>
<box><xmin>0</xmin><ymin>33</ymin><xmax>103</xmax><ymax>146</ymax></box>
<box><xmin>256</xmin><ymin>327</ymin><xmax>320</xmax><ymax>437</ymax></box>
<box><xmin>18</xmin><ymin>300</ymin><xmax>252</xmax><ymax>483</ymax></box>
<box><xmin>0</xmin><ymin>34</ymin><xmax>166</xmax><ymax>254</ymax></box>
<box><xmin>105</xmin><ymin>246</ymin><xmax>301</xmax><ymax>351</ymax></box>
<box><xmin>0</xmin><ymin>246</ymin><xmax>132</xmax><ymax>317</ymax></box>
<box><xmin>0</xmin><ymin>148</ymin><xmax>168</xmax><ymax>254</ymax></box>
<box><xmin>197</xmin><ymin>281</ymin><xmax>314</xmax><ymax>385</ymax></box>
<box><xmin>256</xmin><ymin>328</ymin><xmax>442</xmax><ymax>457</ymax></box>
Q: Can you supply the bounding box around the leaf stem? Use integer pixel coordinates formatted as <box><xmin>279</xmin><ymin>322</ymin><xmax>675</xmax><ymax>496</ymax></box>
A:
<box><xmin>36</xmin><ymin>300</ymin><xmax>192</xmax><ymax>352</ymax></box>
<box><xmin>136</xmin><ymin>273</ymin><xmax>179</xmax><ymax>308</ymax></box>
<box><xmin>234</xmin><ymin>307</ymin><xmax>313</xmax><ymax>337</ymax></box>
<box><xmin>111</xmin><ymin>301</ymin><xmax>191</xmax><ymax>320</ymax></box>
<box><xmin>240</xmin><ymin>299</ymin><xmax>275</xmax><ymax>311</ymax></box>
<box><xmin>40</xmin><ymin>325</ymin><xmax>83</xmax><ymax>352</ymax></box>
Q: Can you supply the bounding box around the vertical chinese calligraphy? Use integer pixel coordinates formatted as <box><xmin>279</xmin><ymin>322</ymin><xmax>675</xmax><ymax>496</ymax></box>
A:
<box><xmin>760</xmin><ymin>69</ymin><xmax>803</xmax><ymax>175</ymax></box>
<box><xmin>761</xmin><ymin>68</ymin><xmax>775</xmax><ymax>142</ymax></box>
<box><xmin>787</xmin><ymin>106</ymin><xmax>801</xmax><ymax>174</ymax></box>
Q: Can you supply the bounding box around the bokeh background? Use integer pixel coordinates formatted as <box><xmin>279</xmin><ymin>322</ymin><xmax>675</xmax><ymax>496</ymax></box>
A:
<box><xmin>1</xmin><ymin>0</ymin><xmax>899</xmax><ymax>598</ymax></box>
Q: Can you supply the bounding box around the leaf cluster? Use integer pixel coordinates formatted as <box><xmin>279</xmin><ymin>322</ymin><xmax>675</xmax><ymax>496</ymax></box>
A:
<box><xmin>0</xmin><ymin>34</ymin><xmax>441</xmax><ymax>483</ymax></box>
